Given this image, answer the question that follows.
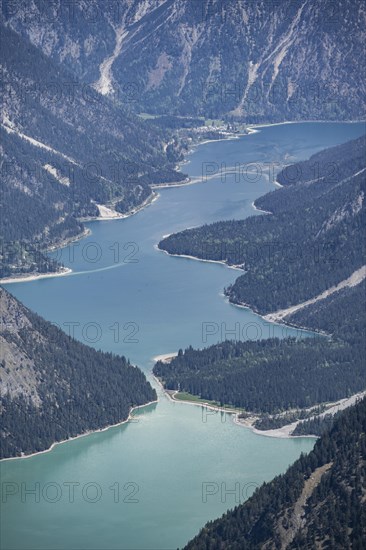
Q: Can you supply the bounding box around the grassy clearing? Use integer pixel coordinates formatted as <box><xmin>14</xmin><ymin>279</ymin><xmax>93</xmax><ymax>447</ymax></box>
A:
<box><xmin>173</xmin><ymin>392</ymin><xmax>243</xmax><ymax>413</ymax></box>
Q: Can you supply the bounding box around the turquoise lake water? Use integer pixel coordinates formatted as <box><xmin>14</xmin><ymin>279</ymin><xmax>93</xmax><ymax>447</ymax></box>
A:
<box><xmin>1</xmin><ymin>121</ymin><xmax>364</xmax><ymax>549</ymax></box>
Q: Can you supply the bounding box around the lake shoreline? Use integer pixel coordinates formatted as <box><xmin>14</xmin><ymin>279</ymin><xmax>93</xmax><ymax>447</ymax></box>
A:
<box><xmin>3</xmin><ymin>120</ymin><xmax>355</xmax><ymax>286</ymax></box>
<box><xmin>0</xmin><ymin>267</ymin><xmax>73</xmax><ymax>285</ymax></box>
<box><xmin>251</xmin><ymin>200</ymin><xmax>272</xmax><ymax>214</ymax></box>
<box><xmin>0</xmin><ymin>193</ymin><xmax>159</xmax><ymax>285</ymax></box>
<box><xmin>155</xmin><ymin>243</ymin><xmax>329</xmax><ymax>338</ymax></box>
<box><xmin>0</xmin><ymin>399</ymin><xmax>158</xmax><ymax>462</ymax></box>
<box><xmin>153</xmin><ymin>373</ymin><xmax>315</xmax><ymax>440</ymax></box>
<box><xmin>154</xmin><ymin>371</ymin><xmax>364</xmax><ymax>441</ymax></box>
<box><xmin>0</xmin><ymin>226</ymin><xmax>92</xmax><ymax>285</ymax></box>
<box><xmin>80</xmin><ymin>190</ymin><xmax>159</xmax><ymax>222</ymax></box>
<box><xmin>228</xmin><ymin>298</ymin><xmax>330</xmax><ymax>337</ymax></box>
<box><xmin>155</xmin><ymin>244</ymin><xmax>244</xmax><ymax>271</ymax></box>
<box><xmin>248</xmin><ymin>119</ymin><xmax>365</xmax><ymax>129</ymax></box>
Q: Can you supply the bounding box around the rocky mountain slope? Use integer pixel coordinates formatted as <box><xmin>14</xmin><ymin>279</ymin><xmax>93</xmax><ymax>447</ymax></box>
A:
<box><xmin>3</xmin><ymin>0</ymin><xmax>365</xmax><ymax>120</ymax></box>
<box><xmin>0</xmin><ymin>286</ymin><xmax>157</xmax><ymax>458</ymax></box>
<box><xmin>0</xmin><ymin>21</ymin><xmax>184</xmax><ymax>278</ymax></box>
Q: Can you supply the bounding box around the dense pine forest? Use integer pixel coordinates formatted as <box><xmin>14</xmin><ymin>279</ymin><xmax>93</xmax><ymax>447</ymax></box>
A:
<box><xmin>291</xmin><ymin>411</ymin><xmax>343</xmax><ymax>437</ymax></box>
<box><xmin>154</xmin><ymin>279</ymin><xmax>365</xmax><ymax>415</ymax></box>
<box><xmin>153</xmin><ymin>320</ymin><xmax>364</xmax><ymax>414</ymax></box>
<box><xmin>0</xmin><ymin>287</ymin><xmax>157</xmax><ymax>458</ymax></box>
<box><xmin>184</xmin><ymin>397</ymin><xmax>366</xmax><ymax>550</ymax></box>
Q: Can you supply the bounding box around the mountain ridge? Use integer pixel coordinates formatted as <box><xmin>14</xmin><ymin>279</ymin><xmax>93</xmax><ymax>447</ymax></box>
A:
<box><xmin>3</xmin><ymin>0</ymin><xmax>365</xmax><ymax>120</ymax></box>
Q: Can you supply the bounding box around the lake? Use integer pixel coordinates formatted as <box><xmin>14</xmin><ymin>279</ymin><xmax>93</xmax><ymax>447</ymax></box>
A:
<box><xmin>1</xmin><ymin>121</ymin><xmax>364</xmax><ymax>549</ymax></box>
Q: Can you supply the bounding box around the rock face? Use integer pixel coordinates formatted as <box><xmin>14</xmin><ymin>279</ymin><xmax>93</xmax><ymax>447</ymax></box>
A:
<box><xmin>3</xmin><ymin>0</ymin><xmax>365</xmax><ymax>120</ymax></box>
<box><xmin>0</xmin><ymin>287</ymin><xmax>157</xmax><ymax>458</ymax></box>
<box><xmin>0</xmin><ymin>288</ymin><xmax>41</xmax><ymax>406</ymax></box>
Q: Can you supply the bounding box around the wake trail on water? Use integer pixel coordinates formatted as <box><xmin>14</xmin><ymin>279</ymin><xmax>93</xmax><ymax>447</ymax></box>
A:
<box><xmin>68</xmin><ymin>262</ymin><xmax>130</xmax><ymax>277</ymax></box>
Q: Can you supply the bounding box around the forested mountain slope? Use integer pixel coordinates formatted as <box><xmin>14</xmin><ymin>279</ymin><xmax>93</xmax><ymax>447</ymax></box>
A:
<box><xmin>155</xmin><ymin>274</ymin><xmax>365</xmax><ymax>429</ymax></box>
<box><xmin>154</xmin><ymin>278</ymin><xmax>365</xmax><ymax>414</ymax></box>
<box><xmin>155</xmin><ymin>136</ymin><xmax>366</xmax><ymax>415</ymax></box>
<box><xmin>0</xmin><ymin>287</ymin><xmax>157</xmax><ymax>458</ymax></box>
<box><xmin>256</xmin><ymin>134</ymin><xmax>366</xmax><ymax>213</ymax></box>
<box><xmin>0</xmin><ymin>22</ymin><xmax>184</xmax><ymax>278</ymax></box>
<box><xmin>159</xmin><ymin>135</ymin><xmax>366</xmax><ymax>315</ymax></box>
<box><xmin>3</xmin><ymin>0</ymin><xmax>365</xmax><ymax>120</ymax></box>
<box><xmin>184</xmin><ymin>397</ymin><xmax>366</xmax><ymax>550</ymax></box>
